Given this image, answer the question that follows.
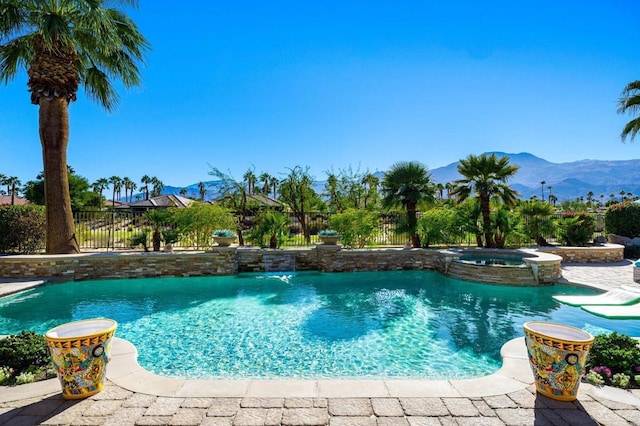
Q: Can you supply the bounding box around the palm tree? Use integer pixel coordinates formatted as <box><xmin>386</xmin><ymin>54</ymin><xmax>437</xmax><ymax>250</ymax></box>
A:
<box><xmin>179</xmin><ymin>188</ymin><xmax>187</xmax><ymax>197</ymax></box>
<box><xmin>618</xmin><ymin>80</ymin><xmax>640</xmax><ymax>142</ymax></box>
<box><xmin>540</xmin><ymin>180</ymin><xmax>546</xmax><ymax>201</ymax></box>
<box><xmin>243</xmin><ymin>170</ymin><xmax>257</xmax><ymax>194</ymax></box>
<box><xmin>140</xmin><ymin>175</ymin><xmax>151</xmax><ymax>200</ymax></box>
<box><xmin>451</xmin><ymin>153</ymin><xmax>519</xmax><ymax>248</ymax></box>
<box><xmin>270</xmin><ymin>176</ymin><xmax>279</xmax><ymax>199</ymax></box>
<box><xmin>436</xmin><ymin>183</ymin><xmax>444</xmax><ymax>200</ymax></box>
<box><xmin>198</xmin><ymin>181</ymin><xmax>206</xmax><ymax>201</ymax></box>
<box><xmin>381</xmin><ymin>161</ymin><xmax>436</xmax><ymax>248</ymax></box>
<box><xmin>91</xmin><ymin>177</ymin><xmax>108</xmax><ymax>207</ymax></box>
<box><xmin>445</xmin><ymin>182</ymin><xmax>454</xmax><ymax>199</ymax></box>
<box><xmin>6</xmin><ymin>176</ymin><xmax>21</xmax><ymax>205</ymax></box>
<box><xmin>108</xmin><ymin>176</ymin><xmax>121</xmax><ymax>205</ymax></box>
<box><xmin>259</xmin><ymin>172</ymin><xmax>271</xmax><ymax>195</ymax></box>
<box><xmin>0</xmin><ymin>1</ymin><xmax>148</xmax><ymax>253</ymax></box>
<box><xmin>362</xmin><ymin>172</ymin><xmax>379</xmax><ymax>209</ymax></box>
<box><xmin>150</xmin><ymin>177</ymin><xmax>163</xmax><ymax>198</ymax></box>
<box><xmin>324</xmin><ymin>173</ymin><xmax>340</xmax><ymax>211</ymax></box>
<box><xmin>121</xmin><ymin>177</ymin><xmax>133</xmax><ymax>202</ymax></box>
<box><xmin>0</xmin><ymin>174</ymin><xmax>7</xmax><ymax>194</ymax></box>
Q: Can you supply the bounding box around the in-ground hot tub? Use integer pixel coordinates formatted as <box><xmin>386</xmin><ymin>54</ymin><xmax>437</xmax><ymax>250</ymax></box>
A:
<box><xmin>440</xmin><ymin>248</ymin><xmax>562</xmax><ymax>286</ymax></box>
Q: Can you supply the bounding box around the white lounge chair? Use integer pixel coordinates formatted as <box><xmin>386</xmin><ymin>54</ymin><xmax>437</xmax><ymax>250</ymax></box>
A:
<box><xmin>581</xmin><ymin>302</ymin><xmax>640</xmax><ymax>319</ymax></box>
<box><xmin>552</xmin><ymin>285</ymin><xmax>640</xmax><ymax>307</ymax></box>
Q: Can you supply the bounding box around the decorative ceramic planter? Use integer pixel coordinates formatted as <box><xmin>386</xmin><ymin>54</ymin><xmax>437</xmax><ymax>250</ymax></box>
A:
<box><xmin>213</xmin><ymin>236</ymin><xmax>236</xmax><ymax>247</ymax></box>
<box><xmin>523</xmin><ymin>321</ymin><xmax>593</xmax><ymax>401</ymax></box>
<box><xmin>45</xmin><ymin>318</ymin><xmax>118</xmax><ymax>399</ymax></box>
<box><xmin>319</xmin><ymin>235</ymin><xmax>340</xmax><ymax>245</ymax></box>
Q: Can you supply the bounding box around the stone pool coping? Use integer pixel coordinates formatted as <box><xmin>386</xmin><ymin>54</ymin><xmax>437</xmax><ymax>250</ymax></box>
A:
<box><xmin>0</xmin><ymin>336</ymin><xmax>534</xmax><ymax>403</ymax></box>
<box><xmin>104</xmin><ymin>337</ymin><xmax>534</xmax><ymax>398</ymax></box>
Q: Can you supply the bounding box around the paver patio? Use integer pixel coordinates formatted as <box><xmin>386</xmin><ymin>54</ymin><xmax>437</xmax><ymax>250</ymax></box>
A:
<box><xmin>0</xmin><ymin>260</ymin><xmax>639</xmax><ymax>425</ymax></box>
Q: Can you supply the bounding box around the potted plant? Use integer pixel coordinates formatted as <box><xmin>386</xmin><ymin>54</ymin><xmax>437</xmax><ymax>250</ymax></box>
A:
<box><xmin>213</xmin><ymin>229</ymin><xmax>237</xmax><ymax>247</ymax></box>
<box><xmin>318</xmin><ymin>229</ymin><xmax>340</xmax><ymax>245</ymax></box>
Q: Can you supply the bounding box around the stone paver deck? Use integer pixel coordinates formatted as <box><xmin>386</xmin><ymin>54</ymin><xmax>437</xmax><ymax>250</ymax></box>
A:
<box><xmin>1</xmin><ymin>261</ymin><xmax>640</xmax><ymax>425</ymax></box>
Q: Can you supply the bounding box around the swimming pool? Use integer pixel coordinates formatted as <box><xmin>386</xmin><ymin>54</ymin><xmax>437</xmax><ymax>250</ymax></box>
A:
<box><xmin>0</xmin><ymin>270</ymin><xmax>638</xmax><ymax>380</ymax></box>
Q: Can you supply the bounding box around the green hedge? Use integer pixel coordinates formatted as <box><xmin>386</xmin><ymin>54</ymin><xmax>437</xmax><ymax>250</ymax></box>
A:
<box><xmin>605</xmin><ymin>201</ymin><xmax>640</xmax><ymax>238</ymax></box>
<box><xmin>0</xmin><ymin>205</ymin><xmax>46</xmax><ymax>254</ymax></box>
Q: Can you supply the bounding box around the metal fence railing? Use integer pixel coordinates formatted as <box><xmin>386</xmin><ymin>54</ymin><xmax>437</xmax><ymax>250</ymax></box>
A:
<box><xmin>72</xmin><ymin>209</ymin><xmax>606</xmax><ymax>251</ymax></box>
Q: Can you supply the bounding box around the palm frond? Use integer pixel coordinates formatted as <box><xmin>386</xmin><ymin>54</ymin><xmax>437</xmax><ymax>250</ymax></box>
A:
<box><xmin>0</xmin><ymin>35</ymin><xmax>33</xmax><ymax>83</ymax></box>
<box><xmin>83</xmin><ymin>66</ymin><xmax>118</xmax><ymax>111</ymax></box>
<box><xmin>0</xmin><ymin>0</ymin><xmax>29</xmax><ymax>41</ymax></box>
<box><xmin>621</xmin><ymin>117</ymin><xmax>640</xmax><ymax>143</ymax></box>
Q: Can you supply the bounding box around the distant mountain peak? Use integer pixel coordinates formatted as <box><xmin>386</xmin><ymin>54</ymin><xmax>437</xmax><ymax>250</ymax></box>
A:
<box><xmin>430</xmin><ymin>151</ymin><xmax>640</xmax><ymax>201</ymax></box>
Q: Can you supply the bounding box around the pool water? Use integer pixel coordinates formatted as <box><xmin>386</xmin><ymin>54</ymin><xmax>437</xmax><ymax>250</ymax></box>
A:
<box><xmin>0</xmin><ymin>270</ymin><xmax>638</xmax><ymax>380</ymax></box>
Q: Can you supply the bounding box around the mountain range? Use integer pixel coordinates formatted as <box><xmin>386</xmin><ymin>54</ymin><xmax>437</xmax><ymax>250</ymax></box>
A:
<box><xmin>159</xmin><ymin>152</ymin><xmax>640</xmax><ymax>203</ymax></box>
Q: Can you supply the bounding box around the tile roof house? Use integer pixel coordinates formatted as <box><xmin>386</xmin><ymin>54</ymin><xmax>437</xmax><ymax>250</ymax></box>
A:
<box><xmin>0</xmin><ymin>195</ymin><xmax>30</xmax><ymax>206</ymax></box>
<box><xmin>126</xmin><ymin>194</ymin><xmax>195</xmax><ymax>211</ymax></box>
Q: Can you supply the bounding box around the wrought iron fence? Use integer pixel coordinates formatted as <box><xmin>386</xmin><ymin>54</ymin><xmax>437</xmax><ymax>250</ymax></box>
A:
<box><xmin>72</xmin><ymin>209</ymin><xmax>606</xmax><ymax>250</ymax></box>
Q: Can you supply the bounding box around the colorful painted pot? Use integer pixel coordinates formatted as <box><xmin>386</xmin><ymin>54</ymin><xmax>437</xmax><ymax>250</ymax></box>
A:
<box><xmin>45</xmin><ymin>318</ymin><xmax>118</xmax><ymax>400</ymax></box>
<box><xmin>523</xmin><ymin>321</ymin><xmax>594</xmax><ymax>401</ymax></box>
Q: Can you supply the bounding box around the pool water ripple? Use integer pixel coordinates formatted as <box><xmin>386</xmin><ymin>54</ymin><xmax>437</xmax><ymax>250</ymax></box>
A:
<box><xmin>0</xmin><ymin>270</ymin><xmax>639</xmax><ymax>380</ymax></box>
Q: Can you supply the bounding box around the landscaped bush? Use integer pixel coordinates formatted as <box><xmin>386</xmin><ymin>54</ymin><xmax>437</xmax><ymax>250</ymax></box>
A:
<box><xmin>172</xmin><ymin>203</ymin><xmax>236</xmax><ymax>248</ymax></box>
<box><xmin>517</xmin><ymin>200</ymin><xmax>555</xmax><ymax>245</ymax></box>
<box><xmin>585</xmin><ymin>332</ymin><xmax>640</xmax><ymax>389</ymax></box>
<box><xmin>329</xmin><ymin>208</ymin><xmax>379</xmax><ymax>248</ymax></box>
<box><xmin>0</xmin><ymin>331</ymin><xmax>55</xmax><ymax>385</ymax></box>
<box><xmin>605</xmin><ymin>201</ymin><xmax>640</xmax><ymax>237</ymax></box>
<box><xmin>624</xmin><ymin>245</ymin><xmax>640</xmax><ymax>260</ymax></box>
<box><xmin>0</xmin><ymin>205</ymin><xmax>46</xmax><ymax>254</ymax></box>
<box><xmin>244</xmin><ymin>211</ymin><xmax>290</xmax><ymax>248</ymax></box>
<box><xmin>417</xmin><ymin>206</ymin><xmax>461</xmax><ymax>247</ymax></box>
<box><xmin>555</xmin><ymin>212</ymin><xmax>595</xmax><ymax>246</ymax></box>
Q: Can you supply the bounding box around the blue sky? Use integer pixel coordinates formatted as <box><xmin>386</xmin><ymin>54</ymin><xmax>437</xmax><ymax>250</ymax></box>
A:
<box><xmin>2</xmin><ymin>0</ymin><xmax>640</xmax><ymax>188</ymax></box>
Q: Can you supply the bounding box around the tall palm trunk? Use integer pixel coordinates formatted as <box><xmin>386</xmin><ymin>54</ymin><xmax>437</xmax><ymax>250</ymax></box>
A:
<box><xmin>479</xmin><ymin>194</ymin><xmax>494</xmax><ymax>248</ymax></box>
<box><xmin>407</xmin><ymin>203</ymin><xmax>420</xmax><ymax>248</ymax></box>
<box><xmin>39</xmin><ymin>97</ymin><xmax>79</xmax><ymax>254</ymax></box>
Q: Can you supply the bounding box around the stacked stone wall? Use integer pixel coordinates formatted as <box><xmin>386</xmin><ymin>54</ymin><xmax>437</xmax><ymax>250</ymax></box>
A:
<box><xmin>538</xmin><ymin>245</ymin><xmax>624</xmax><ymax>263</ymax></box>
<box><xmin>0</xmin><ymin>246</ymin><xmax>563</xmax><ymax>287</ymax></box>
<box><xmin>0</xmin><ymin>250</ymin><xmax>237</xmax><ymax>281</ymax></box>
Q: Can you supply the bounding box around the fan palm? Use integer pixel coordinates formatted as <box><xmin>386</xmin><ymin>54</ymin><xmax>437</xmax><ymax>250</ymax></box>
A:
<box><xmin>381</xmin><ymin>161</ymin><xmax>436</xmax><ymax>248</ymax></box>
<box><xmin>140</xmin><ymin>175</ymin><xmax>151</xmax><ymax>200</ymax></box>
<box><xmin>198</xmin><ymin>181</ymin><xmax>206</xmax><ymax>201</ymax></box>
<box><xmin>0</xmin><ymin>0</ymin><xmax>148</xmax><ymax>253</ymax></box>
<box><xmin>451</xmin><ymin>153</ymin><xmax>519</xmax><ymax>248</ymax></box>
<box><xmin>618</xmin><ymin>80</ymin><xmax>640</xmax><ymax>142</ymax></box>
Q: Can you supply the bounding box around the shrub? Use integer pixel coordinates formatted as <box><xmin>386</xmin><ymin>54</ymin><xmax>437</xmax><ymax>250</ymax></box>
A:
<box><xmin>244</xmin><ymin>211</ymin><xmax>289</xmax><ymax>248</ymax></box>
<box><xmin>0</xmin><ymin>331</ymin><xmax>50</xmax><ymax>374</ymax></box>
<box><xmin>517</xmin><ymin>200</ymin><xmax>555</xmax><ymax>245</ymax></box>
<box><xmin>130</xmin><ymin>229</ymin><xmax>150</xmax><ymax>251</ymax></box>
<box><xmin>625</xmin><ymin>245</ymin><xmax>640</xmax><ymax>260</ymax></box>
<box><xmin>329</xmin><ymin>209</ymin><xmax>379</xmax><ymax>248</ymax></box>
<box><xmin>0</xmin><ymin>205</ymin><xmax>46</xmax><ymax>254</ymax></box>
<box><xmin>555</xmin><ymin>212</ymin><xmax>595</xmax><ymax>246</ymax></box>
<box><xmin>417</xmin><ymin>206</ymin><xmax>461</xmax><ymax>247</ymax></box>
<box><xmin>605</xmin><ymin>201</ymin><xmax>640</xmax><ymax>237</ymax></box>
<box><xmin>586</xmin><ymin>332</ymin><xmax>640</xmax><ymax>389</ymax></box>
<box><xmin>173</xmin><ymin>203</ymin><xmax>236</xmax><ymax>248</ymax></box>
